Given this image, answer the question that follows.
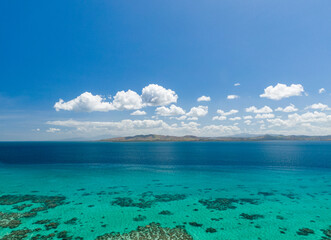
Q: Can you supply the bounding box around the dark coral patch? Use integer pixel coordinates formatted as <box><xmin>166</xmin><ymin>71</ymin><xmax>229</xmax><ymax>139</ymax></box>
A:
<box><xmin>240</xmin><ymin>213</ymin><xmax>264</xmax><ymax>220</ymax></box>
<box><xmin>206</xmin><ymin>227</ymin><xmax>217</xmax><ymax>233</ymax></box>
<box><xmin>159</xmin><ymin>210</ymin><xmax>173</xmax><ymax>215</ymax></box>
<box><xmin>111</xmin><ymin>193</ymin><xmax>186</xmax><ymax>209</ymax></box>
<box><xmin>96</xmin><ymin>222</ymin><xmax>193</xmax><ymax>240</ymax></box>
<box><xmin>189</xmin><ymin>222</ymin><xmax>203</xmax><ymax>227</ymax></box>
<box><xmin>199</xmin><ymin>198</ymin><xmax>258</xmax><ymax>211</ymax></box>
<box><xmin>133</xmin><ymin>215</ymin><xmax>147</xmax><ymax>222</ymax></box>
<box><xmin>296</xmin><ymin>228</ymin><xmax>314</xmax><ymax>236</ymax></box>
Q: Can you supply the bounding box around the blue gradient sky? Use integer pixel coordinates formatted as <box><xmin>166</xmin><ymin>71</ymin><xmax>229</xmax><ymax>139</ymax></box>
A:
<box><xmin>0</xmin><ymin>0</ymin><xmax>330</xmax><ymax>140</ymax></box>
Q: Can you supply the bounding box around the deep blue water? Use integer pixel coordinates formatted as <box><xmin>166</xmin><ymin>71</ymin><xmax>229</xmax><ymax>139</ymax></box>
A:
<box><xmin>0</xmin><ymin>141</ymin><xmax>330</xmax><ymax>168</ymax></box>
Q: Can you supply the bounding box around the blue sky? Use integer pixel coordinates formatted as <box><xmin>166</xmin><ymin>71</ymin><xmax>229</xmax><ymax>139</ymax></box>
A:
<box><xmin>0</xmin><ymin>0</ymin><xmax>330</xmax><ymax>140</ymax></box>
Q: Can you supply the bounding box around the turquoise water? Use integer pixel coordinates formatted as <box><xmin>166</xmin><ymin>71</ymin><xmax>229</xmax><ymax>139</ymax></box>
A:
<box><xmin>0</xmin><ymin>142</ymin><xmax>330</xmax><ymax>239</ymax></box>
<box><xmin>0</xmin><ymin>164</ymin><xmax>330</xmax><ymax>239</ymax></box>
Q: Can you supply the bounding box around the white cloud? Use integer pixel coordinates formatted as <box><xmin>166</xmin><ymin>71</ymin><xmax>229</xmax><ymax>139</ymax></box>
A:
<box><xmin>319</xmin><ymin>88</ymin><xmax>325</xmax><ymax>94</ymax></box>
<box><xmin>306</xmin><ymin>103</ymin><xmax>330</xmax><ymax>111</ymax></box>
<box><xmin>156</xmin><ymin>104</ymin><xmax>185</xmax><ymax>116</ymax></box>
<box><xmin>227</xmin><ymin>95</ymin><xmax>239</xmax><ymax>100</ymax></box>
<box><xmin>267</xmin><ymin>111</ymin><xmax>331</xmax><ymax>127</ymax></box>
<box><xmin>131</xmin><ymin>110</ymin><xmax>147</xmax><ymax>116</ymax></box>
<box><xmin>187</xmin><ymin>117</ymin><xmax>198</xmax><ymax>121</ymax></box>
<box><xmin>46</xmin><ymin>128</ymin><xmax>61</xmax><ymax>133</ymax></box>
<box><xmin>260</xmin><ymin>83</ymin><xmax>304</xmax><ymax>100</ymax></box>
<box><xmin>173</xmin><ymin>115</ymin><xmax>187</xmax><ymax>120</ymax></box>
<box><xmin>197</xmin><ymin>96</ymin><xmax>211</xmax><ymax>102</ymax></box>
<box><xmin>54</xmin><ymin>92</ymin><xmax>114</xmax><ymax>112</ymax></box>
<box><xmin>54</xmin><ymin>84</ymin><xmax>177</xmax><ymax>112</ymax></box>
<box><xmin>186</xmin><ymin>106</ymin><xmax>208</xmax><ymax>117</ymax></box>
<box><xmin>201</xmin><ymin>125</ymin><xmax>240</xmax><ymax>135</ymax></box>
<box><xmin>234</xmin><ymin>83</ymin><xmax>240</xmax><ymax>86</ymax></box>
<box><xmin>216</xmin><ymin>109</ymin><xmax>238</xmax><ymax>116</ymax></box>
<box><xmin>141</xmin><ymin>84</ymin><xmax>178</xmax><ymax>106</ymax></box>
<box><xmin>243</xmin><ymin>115</ymin><xmax>253</xmax><ymax>120</ymax></box>
<box><xmin>246</xmin><ymin>106</ymin><xmax>273</xmax><ymax>113</ymax></box>
<box><xmin>229</xmin><ymin>117</ymin><xmax>241</xmax><ymax>121</ymax></box>
<box><xmin>112</xmin><ymin>90</ymin><xmax>143</xmax><ymax>110</ymax></box>
<box><xmin>255</xmin><ymin>113</ymin><xmax>275</xmax><ymax>119</ymax></box>
<box><xmin>47</xmin><ymin>119</ymin><xmax>240</xmax><ymax>137</ymax></box>
<box><xmin>244</xmin><ymin>120</ymin><xmax>252</xmax><ymax>125</ymax></box>
<box><xmin>275</xmin><ymin>104</ymin><xmax>298</xmax><ymax>112</ymax></box>
<box><xmin>212</xmin><ymin>116</ymin><xmax>227</xmax><ymax>121</ymax></box>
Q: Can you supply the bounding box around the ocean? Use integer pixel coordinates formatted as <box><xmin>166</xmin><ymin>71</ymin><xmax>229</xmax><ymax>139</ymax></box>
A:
<box><xmin>0</xmin><ymin>141</ymin><xmax>330</xmax><ymax>239</ymax></box>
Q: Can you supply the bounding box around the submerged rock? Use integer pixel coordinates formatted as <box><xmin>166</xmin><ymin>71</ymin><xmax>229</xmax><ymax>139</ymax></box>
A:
<box><xmin>189</xmin><ymin>222</ymin><xmax>203</xmax><ymax>227</ymax></box>
<box><xmin>321</xmin><ymin>225</ymin><xmax>331</xmax><ymax>239</ymax></box>
<box><xmin>133</xmin><ymin>215</ymin><xmax>146</xmax><ymax>222</ymax></box>
<box><xmin>240</xmin><ymin>213</ymin><xmax>264</xmax><ymax>220</ymax></box>
<box><xmin>258</xmin><ymin>192</ymin><xmax>274</xmax><ymax>196</ymax></box>
<box><xmin>296</xmin><ymin>228</ymin><xmax>314</xmax><ymax>236</ymax></box>
<box><xmin>96</xmin><ymin>222</ymin><xmax>193</xmax><ymax>240</ymax></box>
<box><xmin>159</xmin><ymin>210</ymin><xmax>173</xmax><ymax>215</ymax></box>
<box><xmin>64</xmin><ymin>217</ymin><xmax>78</xmax><ymax>225</ymax></box>
<box><xmin>206</xmin><ymin>227</ymin><xmax>217</xmax><ymax>233</ymax></box>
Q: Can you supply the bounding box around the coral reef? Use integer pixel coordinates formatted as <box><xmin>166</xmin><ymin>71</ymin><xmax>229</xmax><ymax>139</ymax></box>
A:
<box><xmin>206</xmin><ymin>227</ymin><xmax>217</xmax><ymax>233</ymax></box>
<box><xmin>321</xmin><ymin>225</ymin><xmax>331</xmax><ymax>239</ymax></box>
<box><xmin>240</xmin><ymin>213</ymin><xmax>264</xmax><ymax>220</ymax></box>
<box><xmin>96</xmin><ymin>222</ymin><xmax>193</xmax><ymax>240</ymax></box>
<box><xmin>199</xmin><ymin>198</ymin><xmax>258</xmax><ymax>211</ymax></box>
<box><xmin>112</xmin><ymin>192</ymin><xmax>186</xmax><ymax>209</ymax></box>
<box><xmin>189</xmin><ymin>222</ymin><xmax>203</xmax><ymax>227</ymax></box>
<box><xmin>296</xmin><ymin>228</ymin><xmax>314</xmax><ymax>236</ymax></box>
<box><xmin>159</xmin><ymin>210</ymin><xmax>173</xmax><ymax>215</ymax></box>
<box><xmin>133</xmin><ymin>215</ymin><xmax>147</xmax><ymax>222</ymax></box>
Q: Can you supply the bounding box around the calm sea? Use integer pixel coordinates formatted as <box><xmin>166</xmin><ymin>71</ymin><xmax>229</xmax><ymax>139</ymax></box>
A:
<box><xmin>0</xmin><ymin>141</ymin><xmax>330</xmax><ymax>168</ymax></box>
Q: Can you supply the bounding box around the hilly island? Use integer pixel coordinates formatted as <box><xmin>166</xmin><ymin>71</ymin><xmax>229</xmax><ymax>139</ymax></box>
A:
<box><xmin>99</xmin><ymin>134</ymin><xmax>331</xmax><ymax>142</ymax></box>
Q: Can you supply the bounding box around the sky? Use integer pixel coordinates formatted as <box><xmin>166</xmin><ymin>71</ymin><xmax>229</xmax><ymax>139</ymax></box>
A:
<box><xmin>0</xmin><ymin>0</ymin><xmax>330</xmax><ymax>140</ymax></box>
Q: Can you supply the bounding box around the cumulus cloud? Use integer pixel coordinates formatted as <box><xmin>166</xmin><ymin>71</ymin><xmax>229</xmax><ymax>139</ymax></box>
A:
<box><xmin>111</xmin><ymin>90</ymin><xmax>143</xmax><ymax>110</ymax></box>
<box><xmin>275</xmin><ymin>104</ymin><xmax>298</xmax><ymax>112</ymax></box>
<box><xmin>197</xmin><ymin>96</ymin><xmax>211</xmax><ymax>102</ymax></box>
<box><xmin>47</xmin><ymin>119</ymin><xmax>240</xmax><ymax>137</ymax></box>
<box><xmin>186</xmin><ymin>106</ymin><xmax>208</xmax><ymax>117</ymax></box>
<box><xmin>319</xmin><ymin>88</ymin><xmax>325</xmax><ymax>94</ymax></box>
<box><xmin>229</xmin><ymin>117</ymin><xmax>241</xmax><ymax>121</ymax></box>
<box><xmin>216</xmin><ymin>109</ymin><xmax>238</xmax><ymax>116</ymax></box>
<box><xmin>141</xmin><ymin>84</ymin><xmax>178</xmax><ymax>106</ymax></box>
<box><xmin>255</xmin><ymin>113</ymin><xmax>275</xmax><ymax>119</ymax></box>
<box><xmin>131</xmin><ymin>110</ymin><xmax>146</xmax><ymax>116</ymax></box>
<box><xmin>234</xmin><ymin>83</ymin><xmax>240</xmax><ymax>86</ymax></box>
<box><xmin>246</xmin><ymin>106</ymin><xmax>273</xmax><ymax>113</ymax></box>
<box><xmin>243</xmin><ymin>115</ymin><xmax>253</xmax><ymax>120</ymax></box>
<box><xmin>227</xmin><ymin>95</ymin><xmax>239</xmax><ymax>100</ymax></box>
<box><xmin>54</xmin><ymin>84</ymin><xmax>178</xmax><ymax>112</ymax></box>
<box><xmin>54</xmin><ymin>92</ymin><xmax>114</xmax><ymax>112</ymax></box>
<box><xmin>46</xmin><ymin>128</ymin><xmax>61</xmax><ymax>133</ymax></box>
<box><xmin>306</xmin><ymin>103</ymin><xmax>330</xmax><ymax>111</ymax></box>
<box><xmin>212</xmin><ymin>116</ymin><xmax>227</xmax><ymax>121</ymax></box>
<box><xmin>260</xmin><ymin>83</ymin><xmax>304</xmax><ymax>100</ymax></box>
<box><xmin>267</xmin><ymin>111</ymin><xmax>331</xmax><ymax>128</ymax></box>
<box><xmin>171</xmin><ymin>115</ymin><xmax>187</xmax><ymax>120</ymax></box>
<box><xmin>156</xmin><ymin>104</ymin><xmax>185</xmax><ymax>116</ymax></box>
<box><xmin>187</xmin><ymin>117</ymin><xmax>198</xmax><ymax>121</ymax></box>
<box><xmin>244</xmin><ymin>120</ymin><xmax>252</xmax><ymax>125</ymax></box>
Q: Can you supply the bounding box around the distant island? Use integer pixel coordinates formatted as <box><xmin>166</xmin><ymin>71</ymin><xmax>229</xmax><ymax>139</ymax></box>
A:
<box><xmin>99</xmin><ymin>134</ymin><xmax>331</xmax><ymax>142</ymax></box>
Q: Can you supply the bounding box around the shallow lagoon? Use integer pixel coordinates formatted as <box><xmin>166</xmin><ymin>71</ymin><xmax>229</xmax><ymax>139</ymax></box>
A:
<box><xmin>0</xmin><ymin>164</ymin><xmax>330</xmax><ymax>239</ymax></box>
